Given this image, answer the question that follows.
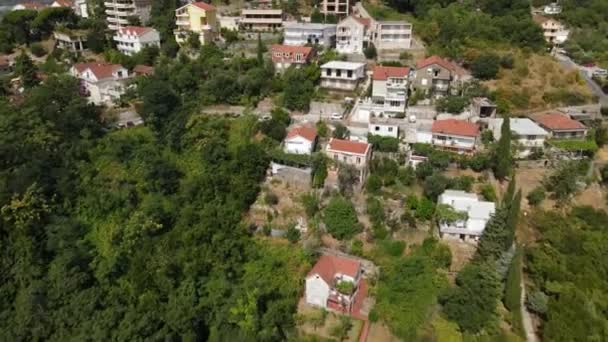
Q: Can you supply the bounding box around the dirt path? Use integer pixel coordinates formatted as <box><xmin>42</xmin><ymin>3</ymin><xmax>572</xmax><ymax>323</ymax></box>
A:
<box><xmin>520</xmin><ymin>277</ymin><xmax>538</xmax><ymax>342</ymax></box>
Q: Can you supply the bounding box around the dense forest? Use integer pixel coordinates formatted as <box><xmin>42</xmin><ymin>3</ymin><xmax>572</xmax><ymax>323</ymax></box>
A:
<box><xmin>0</xmin><ymin>74</ymin><xmax>311</xmax><ymax>340</ymax></box>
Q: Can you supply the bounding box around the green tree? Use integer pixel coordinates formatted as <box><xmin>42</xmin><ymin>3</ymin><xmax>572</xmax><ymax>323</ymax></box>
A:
<box><xmin>471</xmin><ymin>53</ymin><xmax>500</xmax><ymax>80</ymax></box>
<box><xmin>332</xmin><ymin>123</ymin><xmax>349</xmax><ymax>139</ymax></box>
<box><xmin>14</xmin><ymin>51</ymin><xmax>38</xmax><ymax>88</ymax></box>
<box><xmin>493</xmin><ymin>116</ymin><xmax>512</xmax><ymax>181</ymax></box>
<box><xmin>257</xmin><ymin>33</ymin><xmax>265</xmax><ymax>66</ymax></box>
<box><xmin>323</xmin><ymin>196</ymin><xmax>362</xmax><ymax>240</ymax></box>
<box><xmin>338</xmin><ymin>164</ymin><xmax>359</xmax><ymax>195</ymax></box>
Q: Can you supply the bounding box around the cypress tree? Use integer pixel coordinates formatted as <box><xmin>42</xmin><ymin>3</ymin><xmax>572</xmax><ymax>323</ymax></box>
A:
<box><xmin>256</xmin><ymin>33</ymin><xmax>265</xmax><ymax>66</ymax></box>
<box><xmin>494</xmin><ymin>116</ymin><xmax>512</xmax><ymax>181</ymax></box>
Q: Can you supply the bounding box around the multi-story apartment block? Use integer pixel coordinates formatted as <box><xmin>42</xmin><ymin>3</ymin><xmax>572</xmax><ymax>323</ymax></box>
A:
<box><xmin>240</xmin><ymin>9</ymin><xmax>284</xmax><ymax>31</ymax></box>
<box><xmin>336</xmin><ymin>16</ymin><xmax>371</xmax><ymax>54</ymax></box>
<box><xmin>373</xmin><ymin>21</ymin><xmax>412</xmax><ymax>51</ymax></box>
<box><xmin>431</xmin><ymin>119</ymin><xmax>479</xmax><ymax>153</ymax></box>
<box><xmin>271</xmin><ymin>45</ymin><xmax>314</xmax><ymax>72</ymax></box>
<box><xmin>174</xmin><ymin>2</ymin><xmax>218</xmax><ymax>46</ymax></box>
<box><xmin>371</xmin><ymin>65</ymin><xmax>410</xmax><ymax>116</ymax></box>
<box><xmin>321</xmin><ymin>0</ymin><xmax>350</xmax><ymax>18</ymax></box>
<box><xmin>283</xmin><ymin>22</ymin><xmax>337</xmax><ymax>47</ymax></box>
<box><xmin>533</xmin><ymin>15</ymin><xmax>569</xmax><ymax>45</ymax></box>
<box><xmin>412</xmin><ymin>55</ymin><xmax>471</xmax><ymax>98</ymax></box>
<box><xmin>70</xmin><ymin>62</ymin><xmax>130</xmax><ymax>106</ymax></box>
<box><xmin>104</xmin><ymin>0</ymin><xmax>152</xmax><ymax>31</ymax></box>
<box><xmin>489</xmin><ymin>118</ymin><xmax>548</xmax><ymax>158</ymax></box>
<box><xmin>113</xmin><ymin>26</ymin><xmax>160</xmax><ymax>55</ymax></box>
<box><xmin>320</xmin><ymin>61</ymin><xmax>366</xmax><ymax>91</ymax></box>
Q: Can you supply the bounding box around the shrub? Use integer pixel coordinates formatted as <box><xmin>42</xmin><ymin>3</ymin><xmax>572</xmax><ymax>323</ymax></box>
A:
<box><xmin>601</xmin><ymin>106</ymin><xmax>608</xmax><ymax>117</ymax></box>
<box><xmin>424</xmin><ymin>173</ymin><xmax>449</xmax><ymax>200</ymax></box>
<box><xmin>415</xmin><ymin>197</ymin><xmax>435</xmax><ymax>221</ymax></box>
<box><xmin>480</xmin><ymin>184</ymin><xmax>497</xmax><ymax>202</ymax></box>
<box><xmin>471</xmin><ymin>53</ymin><xmax>500</xmax><ymax>80</ymax></box>
<box><xmin>265</xmin><ymin>191</ymin><xmax>279</xmax><ymax>205</ymax></box>
<box><xmin>526</xmin><ymin>186</ymin><xmax>545</xmax><ymax>206</ymax></box>
<box><xmin>436</xmin><ymin>96</ymin><xmax>469</xmax><ymax>114</ymax></box>
<box><xmin>301</xmin><ymin>192</ymin><xmax>320</xmax><ymax>218</ymax></box>
<box><xmin>368</xmin><ymin>134</ymin><xmax>399</xmax><ymax>152</ymax></box>
<box><xmin>500</xmin><ymin>54</ymin><xmax>515</xmax><ymax>69</ymax></box>
<box><xmin>398</xmin><ymin>166</ymin><xmax>415</xmax><ymax>186</ymax></box>
<box><xmin>364</xmin><ymin>44</ymin><xmax>377</xmax><ymax>59</ymax></box>
<box><xmin>378</xmin><ymin>239</ymin><xmax>406</xmax><ymax>257</ymax></box>
<box><xmin>366</xmin><ymin>174</ymin><xmax>382</xmax><ymax>194</ymax></box>
<box><xmin>323</xmin><ymin>196</ymin><xmax>362</xmax><ymax>240</ymax></box>
<box><xmin>526</xmin><ymin>291</ymin><xmax>548</xmax><ymax>315</ymax></box>
<box><xmin>350</xmin><ymin>239</ymin><xmax>363</xmax><ymax>256</ymax></box>
<box><xmin>30</xmin><ymin>43</ymin><xmax>46</xmax><ymax>57</ymax></box>
<box><xmin>286</xmin><ymin>223</ymin><xmax>301</xmax><ymax>243</ymax></box>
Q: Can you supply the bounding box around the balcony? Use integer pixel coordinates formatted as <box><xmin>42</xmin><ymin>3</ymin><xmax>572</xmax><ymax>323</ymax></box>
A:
<box><xmin>432</xmin><ymin>138</ymin><xmax>474</xmax><ymax>151</ymax></box>
<box><xmin>104</xmin><ymin>1</ymin><xmax>135</xmax><ymax>9</ymax></box>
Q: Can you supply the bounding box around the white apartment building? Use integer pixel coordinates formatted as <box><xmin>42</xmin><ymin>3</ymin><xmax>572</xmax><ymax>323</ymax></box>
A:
<box><xmin>104</xmin><ymin>0</ymin><xmax>152</xmax><ymax>31</ymax></box>
<box><xmin>70</xmin><ymin>63</ymin><xmax>130</xmax><ymax>106</ymax></box>
<box><xmin>438</xmin><ymin>190</ymin><xmax>496</xmax><ymax>242</ymax></box>
<box><xmin>320</xmin><ymin>61</ymin><xmax>366</xmax><ymax>91</ymax></box>
<box><xmin>534</xmin><ymin>16</ymin><xmax>569</xmax><ymax>45</ymax></box>
<box><xmin>321</xmin><ymin>0</ymin><xmax>350</xmax><ymax>17</ymax></box>
<box><xmin>283</xmin><ymin>22</ymin><xmax>337</xmax><ymax>47</ymax></box>
<box><xmin>373</xmin><ymin>21</ymin><xmax>412</xmax><ymax>51</ymax></box>
<box><xmin>371</xmin><ymin>65</ymin><xmax>409</xmax><ymax>116</ymax></box>
<box><xmin>240</xmin><ymin>9</ymin><xmax>284</xmax><ymax>31</ymax></box>
<box><xmin>336</xmin><ymin>16</ymin><xmax>371</xmax><ymax>54</ymax></box>
<box><xmin>489</xmin><ymin>118</ymin><xmax>548</xmax><ymax>158</ymax></box>
<box><xmin>113</xmin><ymin>26</ymin><xmax>160</xmax><ymax>55</ymax></box>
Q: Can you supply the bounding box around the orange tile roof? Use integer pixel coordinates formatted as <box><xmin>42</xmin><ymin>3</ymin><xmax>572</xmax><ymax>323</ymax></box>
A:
<box><xmin>432</xmin><ymin>119</ymin><xmax>479</xmax><ymax>137</ymax></box>
<box><xmin>118</xmin><ymin>26</ymin><xmax>154</xmax><ymax>36</ymax></box>
<box><xmin>271</xmin><ymin>45</ymin><xmax>314</xmax><ymax>63</ymax></box>
<box><xmin>307</xmin><ymin>255</ymin><xmax>361</xmax><ymax>285</ymax></box>
<box><xmin>133</xmin><ymin>64</ymin><xmax>154</xmax><ymax>76</ymax></box>
<box><xmin>192</xmin><ymin>1</ymin><xmax>215</xmax><ymax>11</ymax></box>
<box><xmin>372</xmin><ymin>65</ymin><xmax>410</xmax><ymax>80</ymax></box>
<box><xmin>53</xmin><ymin>0</ymin><xmax>73</xmax><ymax>7</ymax></box>
<box><xmin>286</xmin><ymin>125</ymin><xmax>317</xmax><ymax>142</ymax></box>
<box><xmin>416</xmin><ymin>55</ymin><xmax>456</xmax><ymax>71</ymax></box>
<box><xmin>328</xmin><ymin>138</ymin><xmax>370</xmax><ymax>155</ymax></box>
<box><xmin>354</xmin><ymin>17</ymin><xmax>372</xmax><ymax>27</ymax></box>
<box><xmin>17</xmin><ymin>2</ymin><xmax>46</xmax><ymax>10</ymax></box>
<box><xmin>533</xmin><ymin>113</ymin><xmax>586</xmax><ymax>131</ymax></box>
<box><xmin>74</xmin><ymin>62</ymin><xmax>124</xmax><ymax>79</ymax></box>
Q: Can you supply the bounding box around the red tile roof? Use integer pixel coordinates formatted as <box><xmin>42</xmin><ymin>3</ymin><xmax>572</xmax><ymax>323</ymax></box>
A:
<box><xmin>533</xmin><ymin>113</ymin><xmax>586</xmax><ymax>131</ymax></box>
<box><xmin>354</xmin><ymin>17</ymin><xmax>372</xmax><ymax>27</ymax></box>
<box><xmin>53</xmin><ymin>0</ymin><xmax>73</xmax><ymax>7</ymax></box>
<box><xmin>432</xmin><ymin>119</ymin><xmax>479</xmax><ymax>137</ymax></box>
<box><xmin>286</xmin><ymin>125</ymin><xmax>317</xmax><ymax>142</ymax></box>
<box><xmin>73</xmin><ymin>62</ymin><xmax>124</xmax><ymax>79</ymax></box>
<box><xmin>307</xmin><ymin>255</ymin><xmax>361</xmax><ymax>285</ymax></box>
<box><xmin>16</xmin><ymin>2</ymin><xmax>46</xmax><ymax>10</ymax></box>
<box><xmin>416</xmin><ymin>55</ymin><xmax>458</xmax><ymax>71</ymax></box>
<box><xmin>328</xmin><ymin>138</ymin><xmax>371</xmax><ymax>155</ymax></box>
<box><xmin>133</xmin><ymin>64</ymin><xmax>154</xmax><ymax>76</ymax></box>
<box><xmin>192</xmin><ymin>1</ymin><xmax>215</xmax><ymax>11</ymax></box>
<box><xmin>271</xmin><ymin>45</ymin><xmax>313</xmax><ymax>64</ymax></box>
<box><xmin>118</xmin><ymin>26</ymin><xmax>154</xmax><ymax>37</ymax></box>
<box><xmin>372</xmin><ymin>65</ymin><xmax>410</xmax><ymax>80</ymax></box>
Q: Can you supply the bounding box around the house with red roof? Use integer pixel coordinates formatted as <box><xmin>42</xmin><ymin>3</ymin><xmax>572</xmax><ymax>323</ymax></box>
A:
<box><xmin>113</xmin><ymin>26</ymin><xmax>160</xmax><ymax>56</ymax></box>
<box><xmin>431</xmin><ymin>119</ymin><xmax>479</xmax><ymax>153</ymax></box>
<box><xmin>174</xmin><ymin>2</ymin><xmax>219</xmax><ymax>45</ymax></box>
<box><xmin>326</xmin><ymin>138</ymin><xmax>372</xmax><ymax>181</ymax></box>
<box><xmin>270</xmin><ymin>45</ymin><xmax>314</xmax><ymax>73</ymax></box>
<box><xmin>284</xmin><ymin>125</ymin><xmax>317</xmax><ymax>154</ymax></box>
<box><xmin>532</xmin><ymin>113</ymin><xmax>587</xmax><ymax>139</ymax></box>
<box><xmin>12</xmin><ymin>2</ymin><xmax>46</xmax><ymax>11</ymax></box>
<box><xmin>70</xmin><ymin>63</ymin><xmax>130</xmax><ymax>106</ymax></box>
<box><xmin>412</xmin><ymin>55</ymin><xmax>471</xmax><ymax>98</ymax></box>
<box><xmin>336</xmin><ymin>16</ymin><xmax>372</xmax><ymax>55</ymax></box>
<box><xmin>371</xmin><ymin>65</ymin><xmax>410</xmax><ymax>116</ymax></box>
<box><xmin>305</xmin><ymin>254</ymin><xmax>363</xmax><ymax>313</ymax></box>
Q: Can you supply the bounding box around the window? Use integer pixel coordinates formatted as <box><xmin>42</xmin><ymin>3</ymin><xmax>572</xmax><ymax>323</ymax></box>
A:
<box><xmin>336</xmin><ymin>69</ymin><xmax>342</xmax><ymax>77</ymax></box>
<box><xmin>117</xmin><ymin>71</ymin><xmax>123</xmax><ymax>77</ymax></box>
<box><xmin>334</xmin><ymin>154</ymin><xmax>338</xmax><ymax>160</ymax></box>
<box><xmin>388</xmin><ymin>127</ymin><xmax>393</xmax><ymax>132</ymax></box>
<box><xmin>375</xmin><ymin>126</ymin><xmax>380</xmax><ymax>131</ymax></box>
<box><xmin>343</xmin><ymin>156</ymin><xmax>347</xmax><ymax>162</ymax></box>
<box><xmin>356</xmin><ymin>157</ymin><xmax>361</xmax><ymax>164</ymax></box>
<box><xmin>327</xmin><ymin>69</ymin><xmax>332</xmax><ymax>76</ymax></box>
<box><xmin>347</xmin><ymin>70</ymin><xmax>353</xmax><ymax>78</ymax></box>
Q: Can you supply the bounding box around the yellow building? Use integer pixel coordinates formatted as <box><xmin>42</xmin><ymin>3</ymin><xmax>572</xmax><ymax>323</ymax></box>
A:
<box><xmin>174</xmin><ymin>2</ymin><xmax>218</xmax><ymax>46</ymax></box>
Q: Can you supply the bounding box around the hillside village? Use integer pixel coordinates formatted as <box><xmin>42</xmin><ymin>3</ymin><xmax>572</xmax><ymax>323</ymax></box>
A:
<box><xmin>0</xmin><ymin>0</ymin><xmax>608</xmax><ymax>341</ymax></box>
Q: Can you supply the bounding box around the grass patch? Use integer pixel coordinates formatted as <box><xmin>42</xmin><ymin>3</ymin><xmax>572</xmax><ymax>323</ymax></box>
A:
<box><xmin>547</xmin><ymin>139</ymin><xmax>598</xmax><ymax>152</ymax></box>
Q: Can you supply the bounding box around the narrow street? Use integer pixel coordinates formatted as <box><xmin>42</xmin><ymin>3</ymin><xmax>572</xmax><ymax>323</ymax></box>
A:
<box><xmin>520</xmin><ymin>272</ymin><xmax>538</xmax><ymax>342</ymax></box>
<box><xmin>554</xmin><ymin>53</ymin><xmax>608</xmax><ymax>107</ymax></box>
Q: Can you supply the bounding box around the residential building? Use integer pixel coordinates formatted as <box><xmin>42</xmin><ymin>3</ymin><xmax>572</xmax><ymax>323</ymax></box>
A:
<box><xmin>543</xmin><ymin>2</ymin><xmax>562</xmax><ymax>15</ymax></box>
<box><xmin>73</xmin><ymin>0</ymin><xmax>89</xmax><ymax>18</ymax></box>
<box><xmin>284</xmin><ymin>125</ymin><xmax>317</xmax><ymax>154</ymax></box>
<box><xmin>271</xmin><ymin>45</ymin><xmax>314</xmax><ymax>72</ymax></box>
<box><xmin>412</xmin><ymin>55</ymin><xmax>471</xmax><ymax>98</ymax></box>
<box><xmin>283</xmin><ymin>22</ymin><xmax>337</xmax><ymax>47</ymax></box>
<box><xmin>326</xmin><ymin>138</ymin><xmax>372</xmax><ymax>181</ymax></box>
<box><xmin>51</xmin><ymin>0</ymin><xmax>73</xmax><ymax>9</ymax></box>
<box><xmin>431</xmin><ymin>119</ymin><xmax>479</xmax><ymax>153</ymax></box>
<box><xmin>533</xmin><ymin>16</ymin><xmax>569</xmax><ymax>45</ymax></box>
<box><xmin>372</xmin><ymin>21</ymin><xmax>412</xmax><ymax>51</ymax></box>
<box><xmin>113</xmin><ymin>26</ymin><xmax>160</xmax><ymax>55</ymax></box>
<box><xmin>305</xmin><ymin>254</ymin><xmax>362</xmax><ymax>313</ymax></box>
<box><xmin>174</xmin><ymin>2</ymin><xmax>218</xmax><ymax>46</ymax></box>
<box><xmin>321</xmin><ymin>0</ymin><xmax>350</xmax><ymax>18</ymax></box>
<box><xmin>471</xmin><ymin>97</ymin><xmax>496</xmax><ymax>118</ymax></box>
<box><xmin>368</xmin><ymin>117</ymin><xmax>399</xmax><ymax>138</ymax></box>
<box><xmin>13</xmin><ymin>2</ymin><xmax>46</xmax><ymax>11</ymax></box>
<box><xmin>0</xmin><ymin>56</ymin><xmax>12</xmax><ymax>76</ymax></box>
<box><xmin>532</xmin><ymin>113</ymin><xmax>587</xmax><ymax>139</ymax></box>
<box><xmin>240</xmin><ymin>9</ymin><xmax>284</xmax><ymax>31</ymax></box>
<box><xmin>438</xmin><ymin>190</ymin><xmax>496</xmax><ymax>242</ymax></box>
<box><xmin>133</xmin><ymin>64</ymin><xmax>154</xmax><ymax>76</ymax></box>
<box><xmin>320</xmin><ymin>61</ymin><xmax>366</xmax><ymax>91</ymax></box>
<box><xmin>336</xmin><ymin>16</ymin><xmax>371</xmax><ymax>54</ymax></box>
<box><xmin>70</xmin><ymin>62</ymin><xmax>130</xmax><ymax>106</ymax></box>
<box><xmin>371</xmin><ymin>65</ymin><xmax>409</xmax><ymax>116</ymax></box>
<box><xmin>104</xmin><ymin>0</ymin><xmax>152</xmax><ymax>31</ymax></box>
<box><xmin>53</xmin><ymin>29</ymin><xmax>88</xmax><ymax>52</ymax></box>
<box><xmin>218</xmin><ymin>15</ymin><xmax>240</xmax><ymax>31</ymax></box>
<box><xmin>489</xmin><ymin>118</ymin><xmax>548</xmax><ymax>157</ymax></box>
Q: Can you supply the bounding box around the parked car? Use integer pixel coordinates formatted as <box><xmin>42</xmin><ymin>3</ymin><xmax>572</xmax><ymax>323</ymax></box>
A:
<box><xmin>593</xmin><ymin>69</ymin><xmax>608</xmax><ymax>77</ymax></box>
<box><xmin>331</xmin><ymin>112</ymin><xmax>343</xmax><ymax>120</ymax></box>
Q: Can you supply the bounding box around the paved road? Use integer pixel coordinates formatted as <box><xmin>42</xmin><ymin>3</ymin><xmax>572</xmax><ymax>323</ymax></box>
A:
<box><xmin>520</xmin><ymin>275</ymin><xmax>539</xmax><ymax>342</ymax></box>
<box><xmin>555</xmin><ymin>53</ymin><xmax>608</xmax><ymax>107</ymax></box>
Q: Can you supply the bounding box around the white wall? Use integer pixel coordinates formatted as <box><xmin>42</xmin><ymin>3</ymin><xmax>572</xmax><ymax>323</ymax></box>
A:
<box><xmin>284</xmin><ymin>136</ymin><xmax>314</xmax><ymax>154</ymax></box>
<box><xmin>305</xmin><ymin>275</ymin><xmax>330</xmax><ymax>308</ymax></box>
<box><xmin>369</xmin><ymin>124</ymin><xmax>398</xmax><ymax>138</ymax></box>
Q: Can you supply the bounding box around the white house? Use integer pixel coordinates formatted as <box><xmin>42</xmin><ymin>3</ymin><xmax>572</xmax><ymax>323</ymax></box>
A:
<box><xmin>70</xmin><ymin>63</ymin><xmax>130</xmax><ymax>106</ymax></box>
<box><xmin>373</xmin><ymin>21</ymin><xmax>412</xmax><ymax>51</ymax></box>
<box><xmin>326</xmin><ymin>138</ymin><xmax>372</xmax><ymax>181</ymax></box>
<box><xmin>368</xmin><ymin>117</ymin><xmax>399</xmax><ymax>138</ymax></box>
<box><xmin>336</xmin><ymin>16</ymin><xmax>372</xmax><ymax>55</ymax></box>
<box><xmin>284</xmin><ymin>125</ymin><xmax>317</xmax><ymax>154</ymax></box>
<box><xmin>543</xmin><ymin>2</ymin><xmax>561</xmax><ymax>15</ymax></box>
<box><xmin>371</xmin><ymin>65</ymin><xmax>409</xmax><ymax>116</ymax></box>
<box><xmin>283</xmin><ymin>22</ymin><xmax>337</xmax><ymax>47</ymax></box>
<box><xmin>13</xmin><ymin>3</ymin><xmax>46</xmax><ymax>11</ymax></box>
<box><xmin>305</xmin><ymin>254</ymin><xmax>362</xmax><ymax>312</ymax></box>
<box><xmin>489</xmin><ymin>118</ymin><xmax>548</xmax><ymax>158</ymax></box>
<box><xmin>113</xmin><ymin>26</ymin><xmax>160</xmax><ymax>55</ymax></box>
<box><xmin>533</xmin><ymin>16</ymin><xmax>569</xmax><ymax>45</ymax></box>
<box><xmin>104</xmin><ymin>0</ymin><xmax>152</xmax><ymax>31</ymax></box>
<box><xmin>431</xmin><ymin>119</ymin><xmax>479</xmax><ymax>153</ymax></box>
<box><xmin>320</xmin><ymin>61</ymin><xmax>366</xmax><ymax>91</ymax></box>
<box><xmin>438</xmin><ymin>190</ymin><xmax>496</xmax><ymax>242</ymax></box>
<box><xmin>271</xmin><ymin>45</ymin><xmax>314</xmax><ymax>72</ymax></box>
<box><xmin>240</xmin><ymin>9</ymin><xmax>284</xmax><ymax>31</ymax></box>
